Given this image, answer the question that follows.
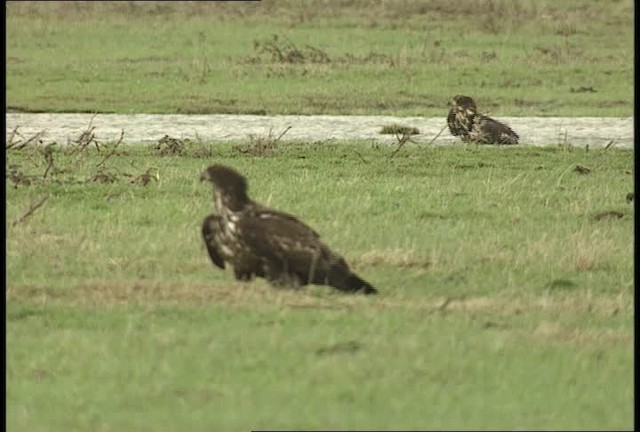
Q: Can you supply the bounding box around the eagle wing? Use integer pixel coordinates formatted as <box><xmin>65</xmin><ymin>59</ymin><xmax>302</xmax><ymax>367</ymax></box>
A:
<box><xmin>253</xmin><ymin>206</ymin><xmax>321</xmax><ymax>238</ymax></box>
<box><xmin>473</xmin><ymin>115</ymin><xmax>519</xmax><ymax>145</ymax></box>
<box><xmin>201</xmin><ymin>214</ymin><xmax>226</xmax><ymax>269</ymax></box>
<box><xmin>239</xmin><ymin>209</ymin><xmax>349</xmax><ymax>285</ymax></box>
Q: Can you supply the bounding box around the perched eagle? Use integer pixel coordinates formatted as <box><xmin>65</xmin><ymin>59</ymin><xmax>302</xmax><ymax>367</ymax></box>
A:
<box><xmin>200</xmin><ymin>165</ymin><xmax>377</xmax><ymax>295</ymax></box>
<box><xmin>447</xmin><ymin>95</ymin><xmax>519</xmax><ymax>145</ymax></box>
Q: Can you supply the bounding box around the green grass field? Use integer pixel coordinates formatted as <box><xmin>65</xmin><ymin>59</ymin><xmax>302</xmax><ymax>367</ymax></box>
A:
<box><xmin>6</xmin><ymin>0</ymin><xmax>633</xmax><ymax>116</ymax></box>
<box><xmin>5</xmin><ymin>1</ymin><xmax>635</xmax><ymax>430</ymax></box>
<box><xmin>6</xmin><ymin>140</ymin><xmax>634</xmax><ymax>431</ymax></box>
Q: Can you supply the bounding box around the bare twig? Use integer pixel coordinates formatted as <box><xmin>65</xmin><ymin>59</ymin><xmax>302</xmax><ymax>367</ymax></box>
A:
<box><xmin>11</xmin><ymin>194</ymin><xmax>50</xmax><ymax>227</ymax></box>
<box><xmin>8</xmin><ymin>129</ymin><xmax>47</xmax><ymax>150</ymax></box>
<box><xmin>153</xmin><ymin>135</ymin><xmax>187</xmax><ymax>156</ymax></box>
<box><xmin>67</xmin><ymin>114</ymin><xmax>98</xmax><ymax>156</ymax></box>
<box><xmin>426</xmin><ymin>123</ymin><xmax>448</xmax><ymax>146</ymax></box>
<box><xmin>353</xmin><ymin>150</ymin><xmax>368</xmax><ymax>164</ymax></box>
<box><xmin>96</xmin><ymin>130</ymin><xmax>125</xmax><ymax>168</ymax></box>
<box><xmin>604</xmin><ymin>139</ymin><xmax>616</xmax><ymax>150</ymax></box>
<box><xmin>389</xmin><ymin>131</ymin><xmax>416</xmax><ymax>158</ymax></box>
<box><xmin>5</xmin><ymin>125</ymin><xmax>20</xmax><ymax>148</ymax></box>
<box><xmin>273</xmin><ymin>125</ymin><xmax>292</xmax><ymax>145</ymax></box>
<box><xmin>41</xmin><ymin>143</ymin><xmax>56</xmax><ymax>179</ymax></box>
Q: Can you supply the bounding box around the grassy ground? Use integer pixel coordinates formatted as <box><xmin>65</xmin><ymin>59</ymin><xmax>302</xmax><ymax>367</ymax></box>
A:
<box><xmin>5</xmin><ymin>0</ymin><xmax>633</xmax><ymax>116</ymax></box>
<box><xmin>5</xmin><ymin>1</ymin><xmax>635</xmax><ymax>430</ymax></box>
<box><xmin>6</xmin><ymin>138</ymin><xmax>634</xmax><ymax>431</ymax></box>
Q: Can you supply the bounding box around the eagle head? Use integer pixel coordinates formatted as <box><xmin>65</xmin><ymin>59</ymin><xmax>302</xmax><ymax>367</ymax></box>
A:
<box><xmin>452</xmin><ymin>95</ymin><xmax>478</xmax><ymax>115</ymax></box>
<box><xmin>201</xmin><ymin>165</ymin><xmax>249</xmax><ymax>211</ymax></box>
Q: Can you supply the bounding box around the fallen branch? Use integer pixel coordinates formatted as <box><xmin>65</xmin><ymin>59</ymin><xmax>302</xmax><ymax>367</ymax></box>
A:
<box><xmin>11</xmin><ymin>194</ymin><xmax>50</xmax><ymax>227</ymax></box>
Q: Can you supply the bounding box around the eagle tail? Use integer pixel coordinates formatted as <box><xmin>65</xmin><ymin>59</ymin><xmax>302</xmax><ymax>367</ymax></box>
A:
<box><xmin>344</xmin><ymin>273</ymin><xmax>378</xmax><ymax>295</ymax></box>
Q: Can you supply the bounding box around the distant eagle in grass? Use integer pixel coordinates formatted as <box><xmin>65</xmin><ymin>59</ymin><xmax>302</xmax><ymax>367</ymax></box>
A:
<box><xmin>447</xmin><ymin>95</ymin><xmax>519</xmax><ymax>145</ymax></box>
<box><xmin>200</xmin><ymin>165</ymin><xmax>377</xmax><ymax>295</ymax></box>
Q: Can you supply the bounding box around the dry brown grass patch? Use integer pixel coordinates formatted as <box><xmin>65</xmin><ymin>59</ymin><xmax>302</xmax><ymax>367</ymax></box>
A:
<box><xmin>6</xmin><ymin>281</ymin><xmax>360</xmax><ymax>310</ymax></box>
<box><xmin>353</xmin><ymin>249</ymin><xmax>432</xmax><ymax>269</ymax></box>
<box><xmin>7</xmin><ymin>282</ymin><xmax>632</xmax><ymax>323</ymax></box>
<box><xmin>529</xmin><ymin>320</ymin><xmax>632</xmax><ymax>347</ymax></box>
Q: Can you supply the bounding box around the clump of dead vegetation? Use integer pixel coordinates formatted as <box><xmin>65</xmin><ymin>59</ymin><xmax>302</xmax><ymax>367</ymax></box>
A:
<box><xmin>89</xmin><ymin>168</ymin><xmax>120</xmax><ymax>184</ymax></box>
<box><xmin>128</xmin><ymin>167</ymin><xmax>160</xmax><ymax>186</ymax></box>
<box><xmin>6</xmin><ymin>164</ymin><xmax>36</xmax><ymax>188</ymax></box>
<box><xmin>6</xmin><ymin>118</ymin><xmax>157</xmax><ymax>188</ymax></box>
<box><xmin>64</xmin><ymin>114</ymin><xmax>101</xmax><ymax>157</ymax></box>
<box><xmin>232</xmin><ymin>126</ymin><xmax>291</xmax><ymax>156</ymax></box>
<box><xmin>251</xmin><ymin>34</ymin><xmax>330</xmax><ymax>64</ymax></box>
<box><xmin>5</xmin><ymin>126</ymin><xmax>46</xmax><ymax>150</ymax></box>
<box><xmin>150</xmin><ymin>134</ymin><xmax>214</xmax><ymax>158</ymax></box>
<box><xmin>379</xmin><ymin>124</ymin><xmax>420</xmax><ymax>136</ymax></box>
<box><xmin>592</xmin><ymin>211</ymin><xmax>627</xmax><ymax>222</ymax></box>
<box><xmin>247</xmin><ymin>34</ymin><xmax>426</xmax><ymax>69</ymax></box>
<box><xmin>379</xmin><ymin>124</ymin><xmax>421</xmax><ymax>158</ymax></box>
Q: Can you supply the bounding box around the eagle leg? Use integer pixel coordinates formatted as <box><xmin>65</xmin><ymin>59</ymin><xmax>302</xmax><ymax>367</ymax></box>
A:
<box><xmin>233</xmin><ymin>268</ymin><xmax>255</xmax><ymax>281</ymax></box>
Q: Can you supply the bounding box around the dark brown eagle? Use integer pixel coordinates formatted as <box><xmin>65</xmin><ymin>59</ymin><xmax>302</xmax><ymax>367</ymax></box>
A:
<box><xmin>447</xmin><ymin>95</ymin><xmax>519</xmax><ymax>145</ymax></box>
<box><xmin>200</xmin><ymin>165</ymin><xmax>377</xmax><ymax>295</ymax></box>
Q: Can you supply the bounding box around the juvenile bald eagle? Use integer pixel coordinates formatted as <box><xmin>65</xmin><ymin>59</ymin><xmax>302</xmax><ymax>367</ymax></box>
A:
<box><xmin>200</xmin><ymin>165</ymin><xmax>377</xmax><ymax>295</ymax></box>
<box><xmin>447</xmin><ymin>95</ymin><xmax>519</xmax><ymax>145</ymax></box>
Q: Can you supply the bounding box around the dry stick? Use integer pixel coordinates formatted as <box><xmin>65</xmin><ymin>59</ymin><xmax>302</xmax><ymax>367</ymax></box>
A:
<box><xmin>389</xmin><ymin>134</ymin><xmax>407</xmax><ymax>158</ymax></box>
<box><xmin>43</xmin><ymin>158</ymin><xmax>54</xmax><ymax>179</ymax></box>
<box><xmin>353</xmin><ymin>150</ymin><xmax>368</xmax><ymax>164</ymax></box>
<box><xmin>6</xmin><ymin>125</ymin><xmax>20</xmax><ymax>149</ymax></box>
<box><xmin>273</xmin><ymin>126</ymin><xmax>292</xmax><ymax>145</ymax></box>
<box><xmin>12</xmin><ymin>130</ymin><xmax>46</xmax><ymax>150</ymax></box>
<box><xmin>96</xmin><ymin>130</ymin><xmax>125</xmax><ymax>168</ymax></box>
<box><xmin>68</xmin><ymin>113</ymin><xmax>98</xmax><ymax>156</ymax></box>
<box><xmin>42</xmin><ymin>146</ymin><xmax>55</xmax><ymax>179</ymax></box>
<box><xmin>389</xmin><ymin>132</ymin><xmax>414</xmax><ymax>158</ymax></box>
<box><xmin>604</xmin><ymin>139</ymin><xmax>616</xmax><ymax>150</ymax></box>
<box><xmin>94</xmin><ymin>137</ymin><xmax>102</xmax><ymax>153</ymax></box>
<box><xmin>11</xmin><ymin>194</ymin><xmax>50</xmax><ymax>227</ymax></box>
<box><xmin>76</xmin><ymin>127</ymin><xmax>96</xmax><ymax>154</ymax></box>
<box><xmin>426</xmin><ymin>123</ymin><xmax>448</xmax><ymax>147</ymax></box>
